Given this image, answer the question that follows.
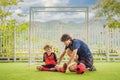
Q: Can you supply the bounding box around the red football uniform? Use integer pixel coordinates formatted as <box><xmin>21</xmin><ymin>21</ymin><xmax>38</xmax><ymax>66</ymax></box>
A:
<box><xmin>43</xmin><ymin>52</ymin><xmax>57</xmax><ymax>65</ymax></box>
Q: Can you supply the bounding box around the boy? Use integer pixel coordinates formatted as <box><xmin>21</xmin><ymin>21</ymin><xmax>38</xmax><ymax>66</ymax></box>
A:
<box><xmin>37</xmin><ymin>44</ymin><xmax>67</xmax><ymax>73</ymax></box>
<box><xmin>37</xmin><ymin>44</ymin><xmax>57</xmax><ymax>71</ymax></box>
<box><xmin>55</xmin><ymin>34</ymin><xmax>96</xmax><ymax>73</ymax></box>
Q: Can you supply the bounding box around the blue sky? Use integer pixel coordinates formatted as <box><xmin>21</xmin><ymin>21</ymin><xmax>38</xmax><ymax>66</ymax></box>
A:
<box><xmin>18</xmin><ymin>0</ymin><xmax>98</xmax><ymax>13</ymax></box>
<box><xmin>69</xmin><ymin>0</ymin><xmax>98</xmax><ymax>6</ymax></box>
<box><xmin>12</xmin><ymin>0</ymin><xmax>98</xmax><ymax>22</ymax></box>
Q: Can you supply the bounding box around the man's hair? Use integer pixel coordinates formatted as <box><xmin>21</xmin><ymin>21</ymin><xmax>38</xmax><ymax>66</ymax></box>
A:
<box><xmin>43</xmin><ymin>44</ymin><xmax>52</xmax><ymax>50</ymax></box>
<box><xmin>61</xmin><ymin>34</ymin><xmax>72</xmax><ymax>42</ymax></box>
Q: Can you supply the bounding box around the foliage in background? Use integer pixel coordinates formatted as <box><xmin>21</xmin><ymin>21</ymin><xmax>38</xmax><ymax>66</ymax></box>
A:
<box><xmin>93</xmin><ymin>0</ymin><xmax>120</xmax><ymax>28</ymax></box>
<box><xmin>0</xmin><ymin>0</ymin><xmax>28</xmax><ymax>57</ymax></box>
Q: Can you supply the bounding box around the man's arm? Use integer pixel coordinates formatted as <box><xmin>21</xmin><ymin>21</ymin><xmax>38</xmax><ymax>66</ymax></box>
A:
<box><xmin>67</xmin><ymin>49</ymin><xmax>78</xmax><ymax>66</ymax></box>
<box><xmin>57</xmin><ymin>50</ymin><xmax>66</xmax><ymax>65</ymax></box>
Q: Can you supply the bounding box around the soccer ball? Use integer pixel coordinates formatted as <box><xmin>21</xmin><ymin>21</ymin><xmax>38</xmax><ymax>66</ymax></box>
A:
<box><xmin>75</xmin><ymin>63</ymin><xmax>87</xmax><ymax>74</ymax></box>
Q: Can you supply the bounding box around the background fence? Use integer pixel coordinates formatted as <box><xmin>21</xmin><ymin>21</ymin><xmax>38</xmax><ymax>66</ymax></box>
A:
<box><xmin>0</xmin><ymin>7</ymin><xmax>120</xmax><ymax>62</ymax></box>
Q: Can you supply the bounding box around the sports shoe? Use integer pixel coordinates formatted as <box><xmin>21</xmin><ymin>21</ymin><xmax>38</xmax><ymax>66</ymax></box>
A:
<box><xmin>89</xmin><ymin>66</ymin><xmax>96</xmax><ymax>71</ymax></box>
<box><xmin>75</xmin><ymin>63</ymin><xmax>87</xmax><ymax>74</ymax></box>
<box><xmin>59</xmin><ymin>63</ymin><xmax>67</xmax><ymax>73</ymax></box>
<box><xmin>36</xmin><ymin>66</ymin><xmax>42</xmax><ymax>71</ymax></box>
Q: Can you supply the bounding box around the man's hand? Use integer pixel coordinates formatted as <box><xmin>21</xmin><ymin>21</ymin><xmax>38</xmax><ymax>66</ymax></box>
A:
<box><xmin>57</xmin><ymin>50</ymin><xmax>66</xmax><ymax>65</ymax></box>
<box><xmin>57</xmin><ymin>61</ymin><xmax>60</xmax><ymax>65</ymax></box>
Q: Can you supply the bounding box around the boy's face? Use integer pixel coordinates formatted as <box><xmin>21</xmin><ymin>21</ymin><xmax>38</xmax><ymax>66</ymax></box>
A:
<box><xmin>44</xmin><ymin>48</ymin><xmax>52</xmax><ymax>53</ymax></box>
<box><xmin>63</xmin><ymin>40</ymin><xmax>71</xmax><ymax>46</ymax></box>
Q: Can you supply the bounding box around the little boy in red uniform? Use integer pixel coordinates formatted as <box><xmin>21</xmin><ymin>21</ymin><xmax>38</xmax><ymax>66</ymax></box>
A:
<box><xmin>37</xmin><ymin>45</ymin><xmax>57</xmax><ymax>71</ymax></box>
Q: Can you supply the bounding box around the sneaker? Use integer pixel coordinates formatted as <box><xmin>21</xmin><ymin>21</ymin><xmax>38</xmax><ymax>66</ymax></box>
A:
<box><xmin>89</xmin><ymin>66</ymin><xmax>96</xmax><ymax>71</ymax></box>
<box><xmin>36</xmin><ymin>66</ymin><xmax>42</xmax><ymax>71</ymax></box>
<box><xmin>63</xmin><ymin>63</ymin><xmax>67</xmax><ymax>72</ymax></box>
<box><xmin>59</xmin><ymin>63</ymin><xmax>67</xmax><ymax>73</ymax></box>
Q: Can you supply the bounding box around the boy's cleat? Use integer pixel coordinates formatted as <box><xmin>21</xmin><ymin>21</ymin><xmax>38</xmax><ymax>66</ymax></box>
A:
<box><xmin>63</xmin><ymin>63</ymin><xmax>67</xmax><ymax>72</ymax></box>
<box><xmin>75</xmin><ymin>63</ymin><xmax>87</xmax><ymax>74</ymax></box>
<box><xmin>59</xmin><ymin>63</ymin><xmax>67</xmax><ymax>73</ymax></box>
<box><xmin>36</xmin><ymin>66</ymin><xmax>42</xmax><ymax>71</ymax></box>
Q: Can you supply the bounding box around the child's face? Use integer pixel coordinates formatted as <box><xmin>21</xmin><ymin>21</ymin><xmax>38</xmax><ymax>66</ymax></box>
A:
<box><xmin>44</xmin><ymin>48</ymin><xmax>52</xmax><ymax>53</ymax></box>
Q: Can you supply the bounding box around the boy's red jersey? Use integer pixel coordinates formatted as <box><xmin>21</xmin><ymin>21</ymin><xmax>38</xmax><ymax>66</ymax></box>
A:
<box><xmin>43</xmin><ymin>52</ymin><xmax>57</xmax><ymax>65</ymax></box>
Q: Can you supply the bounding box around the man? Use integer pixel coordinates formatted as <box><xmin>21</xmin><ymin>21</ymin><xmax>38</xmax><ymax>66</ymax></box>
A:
<box><xmin>56</xmin><ymin>34</ymin><xmax>96</xmax><ymax>73</ymax></box>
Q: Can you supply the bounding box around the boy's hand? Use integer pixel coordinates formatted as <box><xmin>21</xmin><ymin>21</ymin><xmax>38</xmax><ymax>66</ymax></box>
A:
<box><xmin>50</xmin><ymin>68</ymin><xmax>56</xmax><ymax>71</ymax></box>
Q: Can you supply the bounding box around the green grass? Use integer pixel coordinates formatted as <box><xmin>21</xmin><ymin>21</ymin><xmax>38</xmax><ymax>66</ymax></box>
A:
<box><xmin>0</xmin><ymin>62</ymin><xmax>120</xmax><ymax>80</ymax></box>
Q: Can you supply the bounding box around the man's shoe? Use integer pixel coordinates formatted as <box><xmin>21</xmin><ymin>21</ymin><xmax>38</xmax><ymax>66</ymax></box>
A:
<box><xmin>89</xmin><ymin>66</ymin><xmax>96</xmax><ymax>71</ymax></box>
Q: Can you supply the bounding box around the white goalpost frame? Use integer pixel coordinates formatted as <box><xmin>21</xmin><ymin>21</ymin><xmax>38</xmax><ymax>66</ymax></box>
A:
<box><xmin>29</xmin><ymin>6</ymin><xmax>89</xmax><ymax>66</ymax></box>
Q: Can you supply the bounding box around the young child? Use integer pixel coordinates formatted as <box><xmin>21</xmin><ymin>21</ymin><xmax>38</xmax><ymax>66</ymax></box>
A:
<box><xmin>37</xmin><ymin>44</ymin><xmax>57</xmax><ymax>71</ymax></box>
<box><xmin>37</xmin><ymin>44</ymin><xmax>67</xmax><ymax>73</ymax></box>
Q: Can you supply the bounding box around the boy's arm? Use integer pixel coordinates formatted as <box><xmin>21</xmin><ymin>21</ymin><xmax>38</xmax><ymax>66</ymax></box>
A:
<box><xmin>43</xmin><ymin>53</ymin><xmax>45</xmax><ymax>62</ymax></box>
<box><xmin>67</xmin><ymin>49</ymin><xmax>78</xmax><ymax>66</ymax></box>
<box><xmin>57</xmin><ymin>50</ymin><xmax>66</xmax><ymax>65</ymax></box>
<box><xmin>54</xmin><ymin>53</ymin><xmax>57</xmax><ymax>62</ymax></box>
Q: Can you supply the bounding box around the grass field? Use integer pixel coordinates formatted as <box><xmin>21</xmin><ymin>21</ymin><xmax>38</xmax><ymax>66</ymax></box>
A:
<box><xmin>0</xmin><ymin>62</ymin><xmax>120</xmax><ymax>80</ymax></box>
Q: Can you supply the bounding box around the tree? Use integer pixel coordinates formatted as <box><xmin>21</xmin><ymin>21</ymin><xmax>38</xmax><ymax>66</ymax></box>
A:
<box><xmin>93</xmin><ymin>0</ymin><xmax>120</xmax><ymax>28</ymax></box>
<box><xmin>0</xmin><ymin>0</ymin><xmax>28</xmax><ymax>57</ymax></box>
<box><xmin>0</xmin><ymin>0</ymin><xmax>23</xmax><ymax>25</ymax></box>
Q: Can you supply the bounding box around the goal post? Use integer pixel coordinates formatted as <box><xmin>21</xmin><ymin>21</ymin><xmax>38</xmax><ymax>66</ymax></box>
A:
<box><xmin>29</xmin><ymin>6</ymin><xmax>89</xmax><ymax>66</ymax></box>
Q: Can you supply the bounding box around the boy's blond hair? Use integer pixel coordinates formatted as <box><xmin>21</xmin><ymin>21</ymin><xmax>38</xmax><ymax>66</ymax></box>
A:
<box><xmin>43</xmin><ymin>44</ymin><xmax>52</xmax><ymax>50</ymax></box>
